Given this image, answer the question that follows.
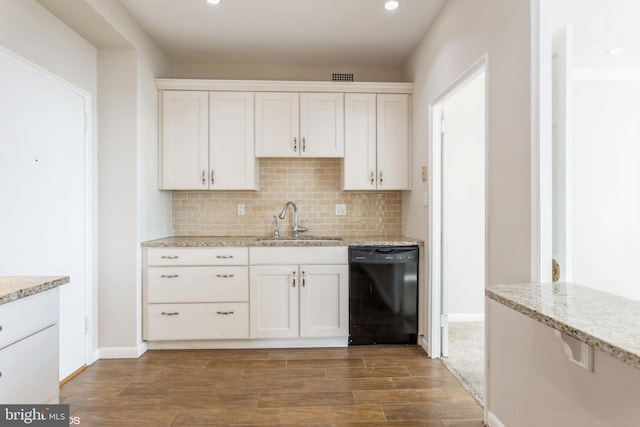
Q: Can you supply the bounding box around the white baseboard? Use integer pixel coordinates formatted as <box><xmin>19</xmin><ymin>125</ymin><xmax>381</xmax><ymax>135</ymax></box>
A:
<box><xmin>487</xmin><ymin>411</ymin><xmax>507</xmax><ymax>427</ymax></box>
<box><xmin>419</xmin><ymin>336</ymin><xmax>432</xmax><ymax>357</ymax></box>
<box><xmin>449</xmin><ymin>313</ymin><xmax>484</xmax><ymax>322</ymax></box>
<box><xmin>97</xmin><ymin>342</ymin><xmax>147</xmax><ymax>359</ymax></box>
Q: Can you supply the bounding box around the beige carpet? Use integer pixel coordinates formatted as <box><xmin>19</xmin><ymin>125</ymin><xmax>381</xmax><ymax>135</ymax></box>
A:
<box><xmin>441</xmin><ymin>321</ymin><xmax>485</xmax><ymax>405</ymax></box>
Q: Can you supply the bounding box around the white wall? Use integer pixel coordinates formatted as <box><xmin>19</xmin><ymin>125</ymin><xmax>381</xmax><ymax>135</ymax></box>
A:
<box><xmin>571</xmin><ymin>78</ymin><xmax>640</xmax><ymax>301</ymax></box>
<box><xmin>404</xmin><ymin>0</ymin><xmax>533</xmax><ymax>286</ymax></box>
<box><xmin>169</xmin><ymin>62</ymin><xmax>405</xmax><ymax>82</ymax></box>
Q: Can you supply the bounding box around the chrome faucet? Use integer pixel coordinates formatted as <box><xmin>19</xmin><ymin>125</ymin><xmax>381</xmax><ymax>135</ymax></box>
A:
<box><xmin>278</xmin><ymin>201</ymin><xmax>308</xmax><ymax>237</ymax></box>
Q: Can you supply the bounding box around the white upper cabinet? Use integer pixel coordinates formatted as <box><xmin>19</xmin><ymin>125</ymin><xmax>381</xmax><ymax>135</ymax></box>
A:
<box><xmin>209</xmin><ymin>92</ymin><xmax>257</xmax><ymax>190</ymax></box>
<box><xmin>255</xmin><ymin>92</ymin><xmax>344</xmax><ymax>158</ymax></box>
<box><xmin>159</xmin><ymin>90</ymin><xmax>258</xmax><ymax>190</ymax></box>
<box><xmin>160</xmin><ymin>90</ymin><xmax>209</xmax><ymax>190</ymax></box>
<box><xmin>343</xmin><ymin>93</ymin><xmax>411</xmax><ymax>190</ymax></box>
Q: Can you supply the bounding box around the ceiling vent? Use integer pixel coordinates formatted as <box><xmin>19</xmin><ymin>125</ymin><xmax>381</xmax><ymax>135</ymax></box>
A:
<box><xmin>332</xmin><ymin>73</ymin><xmax>355</xmax><ymax>82</ymax></box>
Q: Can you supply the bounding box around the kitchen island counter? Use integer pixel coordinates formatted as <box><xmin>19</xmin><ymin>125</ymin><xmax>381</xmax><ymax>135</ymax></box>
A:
<box><xmin>0</xmin><ymin>276</ymin><xmax>69</xmax><ymax>305</ymax></box>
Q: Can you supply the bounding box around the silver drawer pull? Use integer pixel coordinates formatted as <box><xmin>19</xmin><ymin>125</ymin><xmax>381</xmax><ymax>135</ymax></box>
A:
<box><xmin>216</xmin><ymin>274</ymin><xmax>235</xmax><ymax>278</ymax></box>
<box><xmin>160</xmin><ymin>255</ymin><xmax>179</xmax><ymax>260</ymax></box>
<box><xmin>161</xmin><ymin>274</ymin><xmax>179</xmax><ymax>279</ymax></box>
<box><xmin>0</xmin><ymin>325</ymin><xmax>3</xmax><ymax>332</ymax></box>
<box><xmin>216</xmin><ymin>311</ymin><xmax>234</xmax><ymax>315</ymax></box>
<box><xmin>161</xmin><ymin>311</ymin><xmax>179</xmax><ymax>316</ymax></box>
<box><xmin>216</xmin><ymin>255</ymin><xmax>234</xmax><ymax>259</ymax></box>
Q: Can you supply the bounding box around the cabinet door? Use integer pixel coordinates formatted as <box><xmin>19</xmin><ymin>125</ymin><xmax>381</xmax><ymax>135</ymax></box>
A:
<box><xmin>299</xmin><ymin>264</ymin><xmax>349</xmax><ymax>338</ymax></box>
<box><xmin>255</xmin><ymin>92</ymin><xmax>299</xmax><ymax>157</ymax></box>
<box><xmin>300</xmin><ymin>93</ymin><xmax>344</xmax><ymax>157</ymax></box>
<box><xmin>343</xmin><ymin>93</ymin><xmax>377</xmax><ymax>190</ymax></box>
<box><xmin>209</xmin><ymin>92</ymin><xmax>258</xmax><ymax>190</ymax></box>
<box><xmin>249</xmin><ymin>265</ymin><xmax>299</xmax><ymax>338</ymax></box>
<box><xmin>377</xmin><ymin>94</ymin><xmax>411</xmax><ymax>190</ymax></box>
<box><xmin>160</xmin><ymin>90</ymin><xmax>209</xmax><ymax>189</ymax></box>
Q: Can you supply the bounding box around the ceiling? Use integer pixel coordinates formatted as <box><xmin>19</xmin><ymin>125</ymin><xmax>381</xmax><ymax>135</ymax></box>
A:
<box><xmin>116</xmin><ymin>0</ymin><xmax>446</xmax><ymax>68</ymax></box>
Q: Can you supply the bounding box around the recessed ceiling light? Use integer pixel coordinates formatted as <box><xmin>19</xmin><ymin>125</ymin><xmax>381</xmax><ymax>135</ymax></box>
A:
<box><xmin>607</xmin><ymin>47</ymin><xmax>623</xmax><ymax>55</ymax></box>
<box><xmin>384</xmin><ymin>1</ymin><xmax>400</xmax><ymax>11</ymax></box>
<box><xmin>206</xmin><ymin>0</ymin><xmax>221</xmax><ymax>5</ymax></box>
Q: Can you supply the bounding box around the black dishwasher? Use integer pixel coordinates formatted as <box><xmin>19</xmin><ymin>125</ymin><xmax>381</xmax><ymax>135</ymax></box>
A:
<box><xmin>349</xmin><ymin>246</ymin><xmax>418</xmax><ymax>345</ymax></box>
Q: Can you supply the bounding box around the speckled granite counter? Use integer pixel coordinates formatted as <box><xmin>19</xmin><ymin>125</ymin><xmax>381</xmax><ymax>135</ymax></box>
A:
<box><xmin>486</xmin><ymin>282</ymin><xmax>640</xmax><ymax>369</ymax></box>
<box><xmin>142</xmin><ymin>236</ymin><xmax>423</xmax><ymax>248</ymax></box>
<box><xmin>0</xmin><ymin>276</ymin><xmax>69</xmax><ymax>305</ymax></box>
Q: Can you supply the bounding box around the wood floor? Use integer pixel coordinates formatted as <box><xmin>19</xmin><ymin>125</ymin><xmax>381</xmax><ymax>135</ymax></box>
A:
<box><xmin>60</xmin><ymin>345</ymin><xmax>484</xmax><ymax>426</ymax></box>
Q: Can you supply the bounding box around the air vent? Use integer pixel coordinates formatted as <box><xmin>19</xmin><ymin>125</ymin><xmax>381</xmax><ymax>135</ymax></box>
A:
<box><xmin>332</xmin><ymin>73</ymin><xmax>355</xmax><ymax>82</ymax></box>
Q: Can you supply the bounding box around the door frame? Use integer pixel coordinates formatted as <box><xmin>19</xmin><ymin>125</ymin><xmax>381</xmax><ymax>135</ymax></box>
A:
<box><xmin>427</xmin><ymin>55</ymin><xmax>489</xmax><ymax>358</ymax></box>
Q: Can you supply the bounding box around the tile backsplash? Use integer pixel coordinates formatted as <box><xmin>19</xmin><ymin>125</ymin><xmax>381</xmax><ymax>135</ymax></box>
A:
<box><xmin>172</xmin><ymin>158</ymin><xmax>403</xmax><ymax>237</ymax></box>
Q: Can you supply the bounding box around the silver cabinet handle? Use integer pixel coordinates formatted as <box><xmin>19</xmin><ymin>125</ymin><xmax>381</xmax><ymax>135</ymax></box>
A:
<box><xmin>0</xmin><ymin>325</ymin><xmax>3</xmax><ymax>331</ymax></box>
<box><xmin>161</xmin><ymin>312</ymin><xmax>179</xmax><ymax>316</ymax></box>
<box><xmin>293</xmin><ymin>137</ymin><xmax>298</xmax><ymax>152</ymax></box>
<box><xmin>379</xmin><ymin>170</ymin><xmax>384</xmax><ymax>186</ymax></box>
<box><xmin>302</xmin><ymin>137</ymin><xmax>306</xmax><ymax>152</ymax></box>
<box><xmin>202</xmin><ymin>170</ymin><xmax>206</xmax><ymax>185</ymax></box>
<box><xmin>302</xmin><ymin>271</ymin><xmax>306</xmax><ymax>287</ymax></box>
<box><xmin>370</xmin><ymin>171</ymin><xmax>375</xmax><ymax>185</ymax></box>
<box><xmin>292</xmin><ymin>271</ymin><xmax>297</xmax><ymax>288</ymax></box>
<box><xmin>216</xmin><ymin>255</ymin><xmax>234</xmax><ymax>259</ymax></box>
<box><xmin>161</xmin><ymin>274</ymin><xmax>179</xmax><ymax>278</ymax></box>
<box><xmin>210</xmin><ymin>170</ymin><xmax>215</xmax><ymax>185</ymax></box>
<box><xmin>216</xmin><ymin>274</ymin><xmax>235</xmax><ymax>278</ymax></box>
<box><xmin>216</xmin><ymin>311</ymin><xmax>234</xmax><ymax>315</ymax></box>
<box><xmin>161</xmin><ymin>255</ymin><xmax>179</xmax><ymax>259</ymax></box>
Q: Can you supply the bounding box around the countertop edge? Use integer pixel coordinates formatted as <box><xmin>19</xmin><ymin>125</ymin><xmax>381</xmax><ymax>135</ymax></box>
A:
<box><xmin>0</xmin><ymin>276</ymin><xmax>70</xmax><ymax>306</ymax></box>
<box><xmin>486</xmin><ymin>286</ymin><xmax>640</xmax><ymax>370</ymax></box>
<box><xmin>141</xmin><ymin>236</ymin><xmax>424</xmax><ymax>248</ymax></box>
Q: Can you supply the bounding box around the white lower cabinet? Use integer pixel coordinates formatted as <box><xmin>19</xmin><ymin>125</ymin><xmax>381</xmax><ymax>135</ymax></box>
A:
<box><xmin>143</xmin><ymin>247</ymin><xmax>250</xmax><ymax>341</ymax></box>
<box><xmin>0</xmin><ymin>288</ymin><xmax>60</xmax><ymax>404</ymax></box>
<box><xmin>249</xmin><ymin>247</ymin><xmax>349</xmax><ymax>339</ymax></box>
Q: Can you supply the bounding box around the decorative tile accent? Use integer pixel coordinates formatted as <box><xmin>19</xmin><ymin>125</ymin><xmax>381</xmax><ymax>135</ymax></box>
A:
<box><xmin>172</xmin><ymin>158</ymin><xmax>403</xmax><ymax>237</ymax></box>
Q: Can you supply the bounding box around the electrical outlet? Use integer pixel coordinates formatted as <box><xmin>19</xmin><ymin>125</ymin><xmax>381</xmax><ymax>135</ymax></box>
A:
<box><xmin>335</xmin><ymin>204</ymin><xmax>347</xmax><ymax>216</ymax></box>
<box><xmin>237</xmin><ymin>204</ymin><xmax>245</xmax><ymax>216</ymax></box>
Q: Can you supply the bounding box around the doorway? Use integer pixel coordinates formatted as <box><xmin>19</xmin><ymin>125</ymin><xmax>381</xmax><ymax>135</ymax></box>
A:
<box><xmin>430</xmin><ymin>58</ymin><xmax>487</xmax><ymax>403</ymax></box>
<box><xmin>0</xmin><ymin>47</ymin><xmax>93</xmax><ymax>380</ymax></box>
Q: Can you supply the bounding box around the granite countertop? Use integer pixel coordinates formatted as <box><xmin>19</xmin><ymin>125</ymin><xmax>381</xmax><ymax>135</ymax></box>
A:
<box><xmin>142</xmin><ymin>235</ymin><xmax>423</xmax><ymax>248</ymax></box>
<box><xmin>0</xmin><ymin>276</ymin><xmax>70</xmax><ymax>306</ymax></box>
<box><xmin>486</xmin><ymin>282</ymin><xmax>640</xmax><ymax>369</ymax></box>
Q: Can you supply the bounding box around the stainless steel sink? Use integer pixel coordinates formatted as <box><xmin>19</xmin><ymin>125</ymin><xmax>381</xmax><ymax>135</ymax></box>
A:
<box><xmin>256</xmin><ymin>236</ymin><xmax>343</xmax><ymax>243</ymax></box>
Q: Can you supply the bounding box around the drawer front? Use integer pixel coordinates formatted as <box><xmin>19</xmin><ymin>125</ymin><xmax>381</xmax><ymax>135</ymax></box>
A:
<box><xmin>0</xmin><ymin>288</ymin><xmax>59</xmax><ymax>350</ymax></box>
<box><xmin>0</xmin><ymin>324</ymin><xmax>59</xmax><ymax>404</ymax></box>
<box><xmin>147</xmin><ymin>266</ymin><xmax>248</xmax><ymax>303</ymax></box>
<box><xmin>146</xmin><ymin>247</ymin><xmax>248</xmax><ymax>266</ymax></box>
<box><xmin>249</xmin><ymin>246</ymin><xmax>348</xmax><ymax>265</ymax></box>
<box><xmin>146</xmin><ymin>303</ymin><xmax>249</xmax><ymax>341</ymax></box>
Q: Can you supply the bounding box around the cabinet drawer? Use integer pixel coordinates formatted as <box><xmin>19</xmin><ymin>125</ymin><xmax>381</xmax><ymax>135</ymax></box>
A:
<box><xmin>146</xmin><ymin>247</ymin><xmax>248</xmax><ymax>266</ymax></box>
<box><xmin>0</xmin><ymin>289</ymin><xmax>58</xmax><ymax>350</ymax></box>
<box><xmin>0</xmin><ymin>324</ymin><xmax>59</xmax><ymax>404</ymax></box>
<box><xmin>147</xmin><ymin>266</ymin><xmax>248</xmax><ymax>302</ymax></box>
<box><xmin>250</xmin><ymin>246</ymin><xmax>348</xmax><ymax>265</ymax></box>
<box><xmin>146</xmin><ymin>303</ymin><xmax>249</xmax><ymax>341</ymax></box>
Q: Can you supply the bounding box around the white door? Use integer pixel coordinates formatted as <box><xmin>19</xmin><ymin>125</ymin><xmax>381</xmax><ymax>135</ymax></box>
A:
<box><xmin>160</xmin><ymin>90</ymin><xmax>209</xmax><ymax>189</ymax></box>
<box><xmin>249</xmin><ymin>265</ymin><xmax>299</xmax><ymax>338</ymax></box>
<box><xmin>0</xmin><ymin>48</ymin><xmax>89</xmax><ymax>380</ymax></box>
<box><xmin>299</xmin><ymin>264</ymin><xmax>349</xmax><ymax>337</ymax></box>
<box><xmin>300</xmin><ymin>93</ymin><xmax>344</xmax><ymax>157</ymax></box>
<box><xmin>343</xmin><ymin>93</ymin><xmax>377</xmax><ymax>190</ymax></box>
<box><xmin>377</xmin><ymin>94</ymin><xmax>410</xmax><ymax>190</ymax></box>
<box><xmin>255</xmin><ymin>92</ymin><xmax>299</xmax><ymax>157</ymax></box>
<box><xmin>209</xmin><ymin>92</ymin><xmax>257</xmax><ymax>190</ymax></box>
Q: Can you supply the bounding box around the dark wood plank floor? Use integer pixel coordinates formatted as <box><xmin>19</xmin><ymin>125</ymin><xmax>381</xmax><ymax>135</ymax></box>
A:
<box><xmin>61</xmin><ymin>345</ymin><xmax>484</xmax><ymax>426</ymax></box>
